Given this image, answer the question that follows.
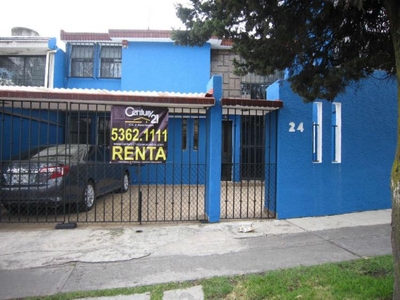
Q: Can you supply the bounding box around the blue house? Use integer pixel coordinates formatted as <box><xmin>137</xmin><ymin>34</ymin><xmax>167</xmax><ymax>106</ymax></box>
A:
<box><xmin>0</xmin><ymin>28</ymin><xmax>396</xmax><ymax>223</ymax></box>
<box><xmin>61</xmin><ymin>30</ymin><xmax>212</xmax><ymax>93</ymax></box>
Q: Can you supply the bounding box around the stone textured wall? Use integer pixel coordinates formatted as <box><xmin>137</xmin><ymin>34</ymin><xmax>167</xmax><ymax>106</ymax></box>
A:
<box><xmin>210</xmin><ymin>49</ymin><xmax>244</xmax><ymax>99</ymax></box>
<box><xmin>211</xmin><ymin>49</ymin><xmax>284</xmax><ymax>99</ymax></box>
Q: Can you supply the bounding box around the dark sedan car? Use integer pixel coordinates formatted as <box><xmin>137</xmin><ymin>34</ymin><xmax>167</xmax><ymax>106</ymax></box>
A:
<box><xmin>0</xmin><ymin>144</ymin><xmax>130</xmax><ymax>211</ymax></box>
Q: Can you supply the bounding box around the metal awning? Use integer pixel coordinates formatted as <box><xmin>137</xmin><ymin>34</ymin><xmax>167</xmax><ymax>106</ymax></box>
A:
<box><xmin>0</xmin><ymin>86</ymin><xmax>215</xmax><ymax>112</ymax></box>
<box><xmin>0</xmin><ymin>87</ymin><xmax>284</xmax><ymax>114</ymax></box>
<box><xmin>221</xmin><ymin>97</ymin><xmax>283</xmax><ymax>115</ymax></box>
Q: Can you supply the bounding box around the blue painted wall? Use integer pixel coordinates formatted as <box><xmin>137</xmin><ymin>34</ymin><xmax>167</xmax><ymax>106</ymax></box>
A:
<box><xmin>138</xmin><ymin>117</ymin><xmax>207</xmax><ymax>185</ymax></box>
<box><xmin>45</xmin><ymin>38</ymin><xmax>65</xmax><ymax>88</ymax></box>
<box><xmin>67</xmin><ymin>78</ymin><xmax>121</xmax><ymax>90</ymax></box>
<box><xmin>268</xmin><ymin>72</ymin><xmax>397</xmax><ymax>219</ymax></box>
<box><xmin>53</xmin><ymin>49</ymin><xmax>66</xmax><ymax>88</ymax></box>
<box><xmin>0</xmin><ymin>109</ymin><xmax>66</xmax><ymax>160</ymax></box>
<box><xmin>121</xmin><ymin>42</ymin><xmax>210</xmax><ymax>93</ymax></box>
<box><xmin>64</xmin><ymin>41</ymin><xmax>210</xmax><ymax>93</ymax></box>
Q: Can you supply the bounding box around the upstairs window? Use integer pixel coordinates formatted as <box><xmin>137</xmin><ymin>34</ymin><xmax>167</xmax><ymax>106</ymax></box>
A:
<box><xmin>71</xmin><ymin>45</ymin><xmax>94</xmax><ymax>77</ymax></box>
<box><xmin>0</xmin><ymin>56</ymin><xmax>46</xmax><ymax>86</ymax></box>
<box><xmin>100</xmin><ymin>46</ymin><xmax>122</xmax><ymax>78</ymax></box>
<box><xmin>241</xmin><ymin>71</ymin><xmax>284</xmax><ymax>99</ymax></box>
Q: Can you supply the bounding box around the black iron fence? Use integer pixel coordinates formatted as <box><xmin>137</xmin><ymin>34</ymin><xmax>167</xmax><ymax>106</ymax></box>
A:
<box><xmin>220</xmin><ymin>108</ymin><xmax>277</xmax><ymax>219</ymax></box>
<box><xmin>0</xmin><ymin>99</ymin><xmax>276</xmax><ymax>224</ymax></box>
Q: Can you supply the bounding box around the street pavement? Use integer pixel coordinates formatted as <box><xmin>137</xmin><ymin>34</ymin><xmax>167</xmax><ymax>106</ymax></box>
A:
<box><xmin>0</xmin><ymin>209</ymin><xmax>392</xmax><ymax>300</ymax></box>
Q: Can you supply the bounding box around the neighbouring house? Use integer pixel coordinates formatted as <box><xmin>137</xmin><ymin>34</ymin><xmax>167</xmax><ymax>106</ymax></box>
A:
<box><xmin>0</xmin><ymin>28</ymin><xmax>396</xmax><ymax>223</ymax></box>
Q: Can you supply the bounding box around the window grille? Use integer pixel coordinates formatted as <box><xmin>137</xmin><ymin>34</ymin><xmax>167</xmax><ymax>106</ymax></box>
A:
<box><xmin>0</xmin><ymin>56</ymin><xmax>46</xmax><ymax>86</ymax></box>
<box><xmin>241</xmin><ymin>71</ymin><xmax>283</xmax><ymax>99</ymax></box>
<box><xmin>100</xmin><ymin>46</ymin><xmax>122</xmax><ymax>78</ymax></box>
<box><xmin>71</xmin><ymin>45</ymin><xmax>94</xmax><ymax>77</ymax></box>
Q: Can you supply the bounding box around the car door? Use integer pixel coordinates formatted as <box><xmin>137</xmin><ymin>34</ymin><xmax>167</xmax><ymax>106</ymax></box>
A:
<box><xmin>96</xmin><ymin>146</ymin><xmax>120</xmax><ymax>194</ymax></box>
<box><xmin>87</xmin><ymin>146</ymin><xmax>109</xmax><ymax>196</ymax></box>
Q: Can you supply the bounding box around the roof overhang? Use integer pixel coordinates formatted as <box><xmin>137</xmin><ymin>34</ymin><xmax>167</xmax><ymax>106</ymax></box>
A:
<box><xmin>0</xmin><ymin>87</ymin><xmax>215</xmax><ymax>111</ymax></box>
<box><xmin>0</xmin><ymin>37</ymin><xmax>54</xmax><ymax>55</ymax></box>
<box><xmin>0</xmin><ymin>87</ymin><xmax>283</xmax><ymax>114</ymax></box>
<box><xmin>60</xmin><ymin>29</ymin><xmax>233</xmax><ymax>50</ymax></box>
<box><xmin>221</xmin><ymin>98</ymin><xmax>283</xmax><ymax>114</ymax></box>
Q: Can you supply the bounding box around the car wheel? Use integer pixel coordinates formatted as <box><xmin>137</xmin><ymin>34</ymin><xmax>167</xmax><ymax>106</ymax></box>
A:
<box><xmin>120</xmin><ymin>172</ymin><xmax>130</xmax><ymax>193</ymax></box>
<box><xmin>81</xmin><ymin>182</ymin><xmax>95</xmax><ymax>211</ymax></box>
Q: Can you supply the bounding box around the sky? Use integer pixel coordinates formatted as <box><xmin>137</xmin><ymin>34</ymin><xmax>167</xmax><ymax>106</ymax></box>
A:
<box><xmin>0</xmin><ymin>0</ymin><xmax>191</xmax><ymax>39</ymax></box>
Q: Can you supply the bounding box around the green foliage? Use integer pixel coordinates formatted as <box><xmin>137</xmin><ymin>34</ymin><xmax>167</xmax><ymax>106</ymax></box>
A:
<box><xmin>25</xmin><ymin>255</ymin><xmax>393</xmax><ymax>300</ymax></box>
<box><xmin>172</xmin><ymin>0</ymin><xmax>395</xmax><ymax>102</ymax></box>
<box><xmin>239</xmin><ymin>257</ymin><xmax>394</xmax><ymax>299</ymax></box>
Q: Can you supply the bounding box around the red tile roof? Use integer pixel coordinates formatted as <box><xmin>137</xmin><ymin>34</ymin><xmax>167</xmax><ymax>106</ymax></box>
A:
<box><xmin>109</xmin><ymin>29</ymin><xmax>174</xmax><ymax>39</ymax></box>
<box><xmin>220</xmin><ymin>39</ymin><xmax>233</xmax><ymax>46</ymax></box>
<box><xmin>60</xmin><ymin>29</ymin><xmax>233</xmax><ymax>47</ymax></box>
<box><xmin>60</xmin><ymin>30</ymin><xmax>112</xmax><ymax>41</ymax></box>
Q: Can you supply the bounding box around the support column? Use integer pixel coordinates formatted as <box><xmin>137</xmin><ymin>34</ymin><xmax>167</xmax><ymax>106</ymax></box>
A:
<box><xmin>264</xmin><ymin>110</ymin><xmax>278</xmax><ymax>216</ymax></box>
<box><xmin>204</xmin><ymin>75</ymin><xmax>222</xmax><ymax>222</ymax></box>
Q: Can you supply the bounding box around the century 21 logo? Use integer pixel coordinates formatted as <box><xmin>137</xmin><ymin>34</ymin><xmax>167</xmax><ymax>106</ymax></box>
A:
<box><xmin>124</xmin><ymin>107</ymin><xmax>159</xmax><ymax>124</ymax></box>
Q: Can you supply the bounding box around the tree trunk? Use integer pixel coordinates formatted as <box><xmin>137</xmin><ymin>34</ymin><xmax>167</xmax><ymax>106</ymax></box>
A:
<box><xmin>385</xmin><ymin>0</ymin><xmax>400</xmax><ymax>298</ymax></box>
<box><xmin>391</xmin><ymin>78</ymin><xmax>400</xmax><ymax>298</ymax></box>
<box><xmin>391</xmin><ymin>72</ymin><xmax>400</xmax><ymax>299</ymax></box>
<box><xmin>393</xmin><ymin>182</ymin><xmax>400</xmax><ymax>299</ymax></box>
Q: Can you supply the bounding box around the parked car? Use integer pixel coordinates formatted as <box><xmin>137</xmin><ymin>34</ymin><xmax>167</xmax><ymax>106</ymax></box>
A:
<box><xmin>0</xmin><ymin>144</ymin><xmax>130</xmax><ymax>212</ymax></box>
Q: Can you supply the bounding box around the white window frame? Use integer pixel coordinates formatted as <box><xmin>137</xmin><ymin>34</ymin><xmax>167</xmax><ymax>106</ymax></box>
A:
<box><xmin>312</xmin><ymin>102</ymin><xmax>323</xmax><ymax>163</ymax></box>
<box><xmin>332</xmin><ymin>102</ymin><xmax>342</xmax><ymax>163</ymax></box>
<box><xmin>70</xmin><ymin>44</ymin><xmax>94</xmax><ymax>78</ymax></box>
<box><xmin>100</xmin><ymin>45</ymin><xmax>122</xmax><ymax>78</ymax></box>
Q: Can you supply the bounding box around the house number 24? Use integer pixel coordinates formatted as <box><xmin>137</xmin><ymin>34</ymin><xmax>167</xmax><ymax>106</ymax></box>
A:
<box><xmin>289</xmin><ymin>122</ymin><xmax>304</xmax><ymax>132</ymax></box>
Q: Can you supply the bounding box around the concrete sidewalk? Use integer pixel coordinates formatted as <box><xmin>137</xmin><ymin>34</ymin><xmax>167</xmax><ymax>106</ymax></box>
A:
<box><xmin>0</xmin><ymin>209</ymin><xmax>393</xmax><ymax>299</ymax></box>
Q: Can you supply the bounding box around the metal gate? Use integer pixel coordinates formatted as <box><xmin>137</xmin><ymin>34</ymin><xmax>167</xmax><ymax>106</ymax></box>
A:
<box><xmin>0</xmin><ymin>99</ymin><xmax>276</xmax><ymax>224</ymax></box>
<box><xmin>220</xmin><ymin>108</ymin><xmax>277</xmax><ymax>219</ymax></box>
<box><xmin>0</xmin><ymin>100</ymin><xmax>207</xmax><ymax>224</ymax></box>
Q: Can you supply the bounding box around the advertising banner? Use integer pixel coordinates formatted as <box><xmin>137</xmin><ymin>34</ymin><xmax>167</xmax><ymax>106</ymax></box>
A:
<box><xmin>110</xmin><ymin>106</ymin><xmax>168</xmax><ymax>163</ymax></box>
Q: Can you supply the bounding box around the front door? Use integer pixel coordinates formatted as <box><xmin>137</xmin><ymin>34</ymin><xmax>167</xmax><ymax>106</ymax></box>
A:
<box><xmin>221</xmin><ymin>120</ymin><xmax>233</xmax><ymax>181</ymax></box>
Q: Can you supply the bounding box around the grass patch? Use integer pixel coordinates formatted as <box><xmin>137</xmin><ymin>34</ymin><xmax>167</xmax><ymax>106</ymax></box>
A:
<box><xmin>230</xmin><ymin>257</ymin><xmax>394</xmax><ymax>300</ymax></box>
<box><xmin>26</xmin><ymin>255</ymin><xmax>394</xmax><ymax>300</ymax></box>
